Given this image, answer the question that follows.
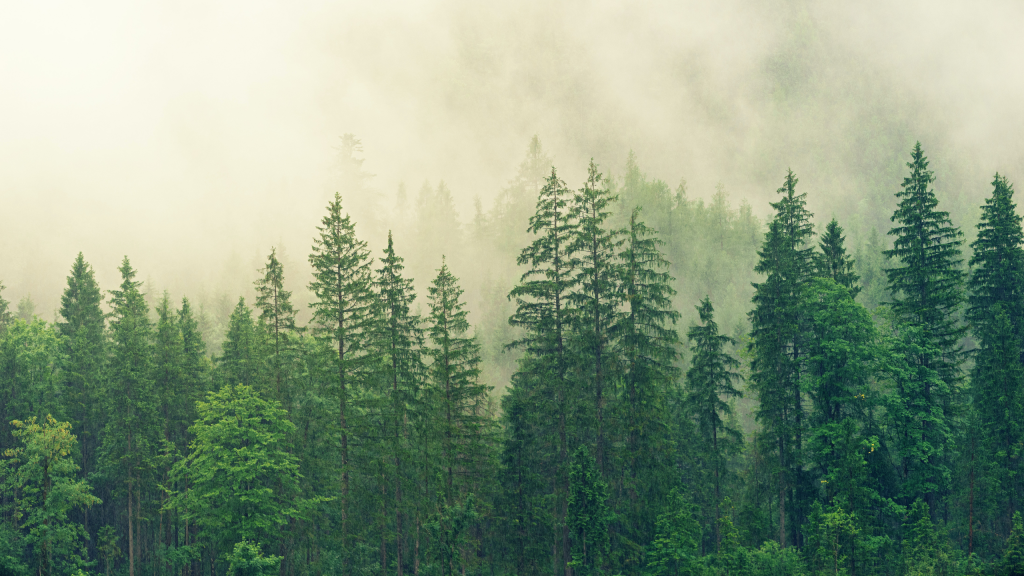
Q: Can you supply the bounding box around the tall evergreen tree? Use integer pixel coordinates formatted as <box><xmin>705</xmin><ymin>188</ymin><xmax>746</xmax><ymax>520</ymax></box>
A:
<box><xmin>505</xmin><ymin>167</ymin><xmax>579</xmax><ymax>576</ymax></box>
<box><xmin>308</xmin><ymin>192</ymin><xmax>376</xmax><ymax>572</ymax></box>
<box><xmin>748</xmin><ymin>170</ymin><xmax>815</xmax><ymax>548</ymax></box>
<box><xmin>684</xmin><ymin>297</ymin><xmax>742</xmax><ymax>552</ymax></box>
<box><xmin>0</xmin><ymin>281</ymin><xmax>12</xmax><ymax>333</ymax></box>
<box><xmin>102</xmin><ymin>257</ymin><xmax>157</xmax><ymax>576</ymax></box>
<box><xmin>567</xmin><ymin>160</ymin><xmax>621</xmax><ymax>472</ymax></box>
<box><xmin>374</xmin><ymin>232</ymin><xmax>423</xmax><ymax>576</ymax></box>
<box><xmin>612</xmin><ymin>207</ymin><xmax>679</xmax><ymax>570</ymax></box>
<box><xmin>968</xmin><ymin>173</ymin><xmax>1024</xmax><ymax>336</ymax></box>
<box><xmin>55</xmin><ymin>253</ymin><xmax>106</xmax><ymax>540</ymax></box>
<box><xmin>883</xmin><ymin>142</ymin><xmax>965</xmax><ymax>516</ymax></box>
<box><xmin>255</xmin><ymin>247</ymin><xmax>299</xmax><ymax>406</ymax></box>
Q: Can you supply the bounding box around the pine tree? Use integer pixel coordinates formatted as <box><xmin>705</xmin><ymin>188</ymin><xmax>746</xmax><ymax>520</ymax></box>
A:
<box><xmin>308</xmin><ymin>192</ymin><xmax>376</xmax><ymax>571</ymax></box>
<box><xmin>684</xmin><ymin>297</ymin><xmax>742</xmax><ymax>552</ymax></box>
<box><xmin>884</xmin><ymin>142</ymin><xmax>965</xmax><ymax>516</ymax></box>
<box><xmin>255</xmin><ymin>247</ymin><xmax>299</xmax><ymax>406</ymax></box>
<box><xmin>748</xmin><ymin>169</ymin><xmax>816</xmax><ymax>548</ymax></box>
<box><xmin>103</xmin><ymin>257</ymin><xmax>157</xmax><ymax>576</ymax></box>
<box><xmin>505</xmin><ymin>167</ymin><xmax>578</xmax><ymax>575</ymax></box>
<box><xmin>816</xmin><ymin>219</ymin><xmax>860</xmax><ymax>297</ymax></box>
<box><xmin>567</xmin><ymin>160</ymin><xmax>621</xmax><ymax>472</ymax></box>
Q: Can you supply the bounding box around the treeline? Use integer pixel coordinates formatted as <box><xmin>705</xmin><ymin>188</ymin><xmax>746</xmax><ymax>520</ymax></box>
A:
<box><xmin>2</xmin><ymin>140</ymin><xmax>1024</xmax><ymax>576</ymax></box>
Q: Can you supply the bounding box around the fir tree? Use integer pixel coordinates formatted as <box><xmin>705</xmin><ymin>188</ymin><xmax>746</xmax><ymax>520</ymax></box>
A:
<box><xmin>0</xmin><ymin>281</ymin><xmax>13</xmax><ymax>333</ymax></box>
<box><xmin>684</xmin><ymin>297</ymin><xmax>742</xmax><ymax>552</ymax></box>
<box><xmin>884</xmin><ymin>142</ymin><xmax>965</xmax><ymax>516</ymax></box>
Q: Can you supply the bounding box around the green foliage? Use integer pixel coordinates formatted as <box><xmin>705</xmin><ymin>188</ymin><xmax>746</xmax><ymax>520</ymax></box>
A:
<box><xmin>1004</xmin><ymin>512</ymin><xmax>1024</xmax><ymax>576</ymax></box>
<box><xmin>2</xmin><ymin>415</ymin><xmax>100</xmax><ymax>576</ymax></box>
<box><xmin>166</xmin><ymin>384</ymin><xmax>308</xmax><ymax>561</ymax></box>
<box><xmin>226</xmin><ymin>540</ymin><xmax>282</xmax><ymax>576</ymax></box>
<box><xmin>255</xmin><ymin>247</ymin><xmax>299</xmax><ymax>406</ymax></box>
<box><xmin>568</xmin><ymin>446</ymin><xmax>611</xmax><ymax>575</ymax></box>
<box><xmin>645</xmin><ymin>488</ymin><xmax>700</xmax><ymax>576</ymax></box>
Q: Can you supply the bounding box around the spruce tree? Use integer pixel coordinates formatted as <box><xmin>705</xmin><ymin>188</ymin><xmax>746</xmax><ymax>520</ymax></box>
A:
<box><xmin>684</xmin><ymin>297</ymin><xmax>742</xmax><ymax>552</ymax></box>
<box><xmin>103</xmin><ymin>257</ymin><xmax>157</xmax><ymax>576</ymax></box>
<box><xmin>816</xmin><ymin>219</ymin><xmax>860</xmax><ymax>297</ymax></box>
<box><xmin>55</xmin><ymin>252</ymin><xmax>106</xmax><ymax>536</ymax></box>
<box><xmin>255</xmin><ymin>247</ymin><xmax>299</xmax><ymax>406</ymax></box>
<box><xmin>613</xmin><ymin>207</ymin><xmax>679</xmax><ymax>566</ymax></box>
<box><xmin>374</xmin><ymin>232</ymin><xmax>423</xmax><ymax>576</ymax></box>
<box><xmin>748</xmin><ymin>170</ymin><xmax>815</xmax><ymax>548</ymax></box>
<box><xmin>567</xmin><ymin>160</ymin><xmax>621</xmax><ymax>472</ymax></box>
<box><xmin>884</xmin><ymin>142</ymin><xmax>965</xmax><ymax>515</ymax></box>
<box><xmin>0</xmin><ymin>280</ymin><xmax>12</xmax><ymax>333</ymax></box>
<box><xmin>308</xmin><ymin>192</ymin><xmax>376</xmax><ymax>571</ymax></box>
<box><xmin>968</xmin><ymin>173</ymin><xmax>1024</xmax><ymax>337</ymax></box>
<box><xmin>219</xmin><ymin>298</ymin><xmax>264</xmax><ymax>390</ymax></box>
<box><xmin>566</xmin><ymin>446</ymin><xmax>611</xmax><ymax>576</ymax></box>
<box><xmin>505</xmin><ymin>167</ymin><xmax>578</xmax><ymax>575</ymax></box>
<box><xmin>427</xmin><ymin>259</ymin><xmax>488</xmax><ymax>507</ymax></box>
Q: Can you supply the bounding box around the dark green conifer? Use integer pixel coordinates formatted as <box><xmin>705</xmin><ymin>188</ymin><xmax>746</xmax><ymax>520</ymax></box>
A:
<box><xmin>567</xmin><ymin>446</ymin><xmax>611</xmax><ymax>576</ymax></box>
<box><xmin>685</xmin><ymin>297</ymin><xmax>742</xmax><ymax>551</ymax></box>
<box><xmin>748</xmin><ymin>169</ymin><xmax>815</xmax><ymax>548</ymax></box>
<box><xmin>505</xmin><ymin>167</ymin><xmax>579</xmax><ymax>575</ymax></box>
<box><xmin>884</xmin><ymin>142</ymin><xmax>965</xmax><ymax>516</ymax></box>
<box><xmin>816</xmin><ymin>219</ymin><xmax>860</xmax><ymax>297</ymax></box>
<box><xmin>102</xmin><ymin>257</ymin><xmax>157</xmax><ymax>576</ymax></box>
<box><xmin>567</xmin><ymin>160</ymin><xmax>622</xmax><ymax>472</ymax></box>
<box><xmin>308</xmin><ymin>192</ymin><xmax>376</xmax><ymax>570</ymax></box>
<box><xmin>219</xmin><ymin>297</ymin><xmax>263</xmax><ymax>390</ymax></box>
<box><xmin>255</xmin><ymin>247</ymin><xmax>299</xmax><ymax>406</ymax></box>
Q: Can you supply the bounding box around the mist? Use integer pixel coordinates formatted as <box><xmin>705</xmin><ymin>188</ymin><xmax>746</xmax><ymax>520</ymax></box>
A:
<box><xmin>2</xmin><ymin>0</ymin><xmax>1022</xmax><ymax>321</ymax></box>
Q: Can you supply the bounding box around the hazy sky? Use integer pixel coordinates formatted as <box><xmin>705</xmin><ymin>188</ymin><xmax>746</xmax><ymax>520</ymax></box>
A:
<box><xmin>2</xmin><ymin>0</ymin><xmax>1022</xmax><ymax>315</ymax></box>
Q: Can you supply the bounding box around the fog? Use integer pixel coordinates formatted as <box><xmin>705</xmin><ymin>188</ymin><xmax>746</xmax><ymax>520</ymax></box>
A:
<box><xmin>2</xmin><ymin>0</ymin><xmax>1022</xmax><ymax>322</ymax></box>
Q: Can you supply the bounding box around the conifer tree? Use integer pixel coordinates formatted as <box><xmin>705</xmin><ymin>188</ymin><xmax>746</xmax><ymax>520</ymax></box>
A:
<box><xmin>567</xmin><ymin>446</ymin><xmax>610</xmax><ymax>576</ymax></box>
<box><xmin>103</xmin><ymin>257</ymin><xmax>157</xmax><ymax>576</ymax></box>
<box><xmin>374</xmin><ymin>232</ymin><xmax>423</xmax><ymax>576</ymax></box>
<box><xmin>816</xmin><ymin>219</ymin><xmax>860</xmax><ymax>297</ymax></box>
<box><xmin>55</xmin><ymin>252</ymin><xmax>106</xmax><ymax>535</ymax></box>
<box><xmin>255</xmin><ymin>247</ymin><xmax>299</xmax><ymax>406</ymax></box>
<box><xmin>884</xmin><ymin>142</ymin><xmax>965</xmax><ymax>516</ymax></box>
<box><xmin>177</xmin><ymin>297</ymin><xmax>210</xmax><ymax>440</ymax></box>
<box><xmin>684</xmin><ymin>297</ymin><xmax>742</xmax><ymax>551</ymax></box>
<box><xmin>567</xmin><ymin>160</ymin><xmax>621</xmax><ymax>473</ymax></box>
<box><xmin>308</xmin><ymin>192</ymin><xmax>376</xmax><ymax>571</ymax></box>
<box><xmin>505</xmin><ymin>167</ymin><xmax>579</xmax><ymax>575</ymax></box>
<box><xmin>748</xmin><ymin>170</ymin><xmax>815</xmax><ymax>548</ymax></box>
<box><xmin>613</xmin><ymin>207</ymin><xmax>679</xmax><ymax>566</ymax></box>
<box><xmin>0</xmin><ymin>281</ymin><xmax>12</xmax><ymax>333</ymax></box>
<box><xmin>968</xmin><ymin>173</ymin><xmax>1024</xmax><ymax>337</ymax></box>
<box><xmin>219</xmin><ymin>298</ymin><xmax>264</xmax><ymax>390</ymax></box>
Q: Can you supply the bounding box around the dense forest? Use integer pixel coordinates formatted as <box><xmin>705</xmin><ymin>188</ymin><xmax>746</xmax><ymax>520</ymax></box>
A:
<box><xmin>3</xmin><ymin>136</ymin><xmax>1024</xmax><ymax>576</ymax></box>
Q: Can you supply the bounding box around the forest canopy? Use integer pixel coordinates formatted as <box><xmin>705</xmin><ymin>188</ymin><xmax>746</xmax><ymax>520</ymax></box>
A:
<box><xmin>2</xmin><ymin>138</ymin><xmax>1024</xmax><ymax>576</ymax></box>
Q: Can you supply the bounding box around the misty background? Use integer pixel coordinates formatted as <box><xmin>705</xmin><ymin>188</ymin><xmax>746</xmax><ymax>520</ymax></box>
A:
<box><xmin>2</xmin><ymin>0</ymin><xmax>1022</xmax><ymax>358</ymax></box>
